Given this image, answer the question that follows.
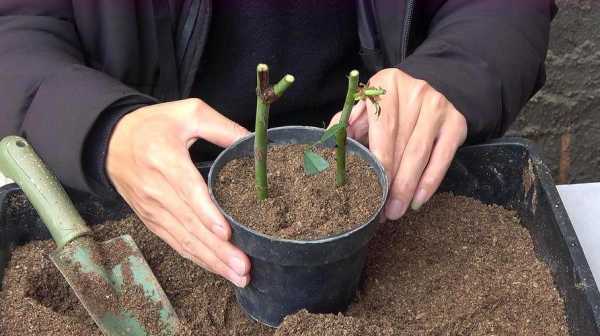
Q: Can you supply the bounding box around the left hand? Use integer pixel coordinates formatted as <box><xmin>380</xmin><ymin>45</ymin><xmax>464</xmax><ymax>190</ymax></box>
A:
<box><xmin>329</xmin><ymin>68</ymin><xmax>468</xmax><ymax>220</ymax></box>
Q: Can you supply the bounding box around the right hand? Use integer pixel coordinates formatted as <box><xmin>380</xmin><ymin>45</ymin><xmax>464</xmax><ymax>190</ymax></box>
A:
<box><xmin>106</xmin><ymin>98</ymin><xmax>251</xmax><ymax>287</ymax></box>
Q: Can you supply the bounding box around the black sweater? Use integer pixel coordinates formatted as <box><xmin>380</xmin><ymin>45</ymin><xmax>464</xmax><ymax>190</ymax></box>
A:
<box><xmin>85</xmin><ymin>1</ymin><xmax>366</xmax><ymax>189</ymax></box>
<box><xmin>190</xmin><ymin>0</ymin><xmax>366</xmax><ymax>158</ymax></box>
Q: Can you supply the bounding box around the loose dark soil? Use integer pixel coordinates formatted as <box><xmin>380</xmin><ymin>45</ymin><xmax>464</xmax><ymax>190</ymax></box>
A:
<box><xmin>0</xmin><ymin>194</ymin><xmax>568</xmax><ymax>335</ymax></box>
<box><xmin>214</xmin><ymin>144</ymin><xmax>383</xmax><ymax>240</ymax></box>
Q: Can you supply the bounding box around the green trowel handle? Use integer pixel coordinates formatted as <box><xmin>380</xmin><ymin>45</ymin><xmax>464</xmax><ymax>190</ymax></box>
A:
<box><xmin>0</xmin><ymin>136</ymin><xmax>90</xmax><ymax>249</ymax></box>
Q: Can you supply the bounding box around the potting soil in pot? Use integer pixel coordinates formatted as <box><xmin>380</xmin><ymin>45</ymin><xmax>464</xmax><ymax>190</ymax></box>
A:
<box><xmin>0</xmin><ymin>194</ymin><xmax>568</xmax><ymax>335</ymax></box>
<box><xmin>214</xmin><ymin>144</ymin><xmax>383</xmax><ymax>240</ymax></box>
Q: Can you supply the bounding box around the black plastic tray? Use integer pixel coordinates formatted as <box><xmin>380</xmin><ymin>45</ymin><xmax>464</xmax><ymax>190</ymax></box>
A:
<box><xmin>1</xmin><ymin>138</ymin><xmax>599</xmax><ymax>335</ymax></box>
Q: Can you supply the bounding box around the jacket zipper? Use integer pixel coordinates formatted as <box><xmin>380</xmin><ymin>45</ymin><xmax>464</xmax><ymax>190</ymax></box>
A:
<box><xmin>179</xmin><ymin>0</ymin><xmax>212</xmax><ymax>98</ymax></box>
<box><xmin>401</xmin><ymin>0</ymin><xmax>415</xmax><ymax>61</ymax></box>
<box><xmin>178</xmin><ymin>0</ymin><xmax>201</xmax><ymax>67</ymax></box>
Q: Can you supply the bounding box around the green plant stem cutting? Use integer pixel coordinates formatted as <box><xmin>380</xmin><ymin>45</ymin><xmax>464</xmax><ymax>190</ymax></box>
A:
<box><xmin>255</xmin><ymin>63</ymin><xmax>295</xmax><ymax>200</ymax></box>
<box><xmin>335</xmin><ymin>70</ymin><xmax>360</xmax><ymax>186</ymax></box>
<box><xmin>302</xmin><ymin>70</ymin><xmax>385</xmax><ymax>182</ymax></box>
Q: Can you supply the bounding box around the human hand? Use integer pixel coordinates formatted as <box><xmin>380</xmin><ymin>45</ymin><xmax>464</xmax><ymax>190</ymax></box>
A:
<box><xmin>329</xmin><ymin>69</ymin><xmax>467</xmax><ymax>220</ymax></box>
<box><xmin>107</xmin><ymin>98</ymin><xmax>251</xmax><ymax>287</ymax></box>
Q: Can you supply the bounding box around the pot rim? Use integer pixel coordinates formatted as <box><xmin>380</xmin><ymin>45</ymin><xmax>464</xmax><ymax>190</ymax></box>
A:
<box><xmin>207</xmin><ymin>125</ymin><xmax>389</xmax><ymax>245</ymax></box>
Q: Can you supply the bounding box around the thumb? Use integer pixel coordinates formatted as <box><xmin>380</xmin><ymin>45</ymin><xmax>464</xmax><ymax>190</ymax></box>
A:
<box><xmin>328</xmin><ymin>100</ymin><xmax>366</xmax><ymax>138</ymax></box>
<box><xmin>347</xmin><ymin>100</ymin><xmax>369</xmax><ymax>143</ymax></box>
<box><xmin>187</xmin><ymin>99</ymin><xmax>250</xmax><ymax>148</ymax></box>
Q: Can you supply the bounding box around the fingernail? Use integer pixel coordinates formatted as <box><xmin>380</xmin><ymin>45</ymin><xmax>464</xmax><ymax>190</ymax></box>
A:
<box><xmin>230</xmin><ymin>256</ymin><xmax>247</xmax><ymax>276</ymax></box>
<box><xmin>411</xmin><ymin>188</ymin><xmax>428</xmax><ymax>211</ymax></box>
<box><xmin>385</xmin><ymin>199</ymin><xmax>407</xmax><ymax>220</ymax></box>
<box><xmin>232</xmin><ymin>275</ymin><xmax>250</xmax><ymax>288</ymax></box>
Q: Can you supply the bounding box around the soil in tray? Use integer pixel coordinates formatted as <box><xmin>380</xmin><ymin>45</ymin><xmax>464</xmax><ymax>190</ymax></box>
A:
<box><xmin>213</xmin><ymin>144</ymin><xmax>383</xmax><ymax>240</ymax></box>
<box><xmin>0</xmin><ymin>194</ymin><xmax>568</xmax><ymax>335</ymax></box>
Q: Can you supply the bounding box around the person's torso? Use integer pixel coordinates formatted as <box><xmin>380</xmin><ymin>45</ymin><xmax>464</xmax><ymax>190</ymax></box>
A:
<box><xmin>188</xmin><ymin>0</ymin><xmax>368</xmax><ymax>158</ymax></box>
<box><xmin>73</xmin><ymin>0</ymin><xmax>415</xmax><ymax>101</ymax></box>
<box><xmin>72</xmin><ymin>0</ymin><xmax>416</xmax><ymax>157</ymax></box>
<box><xmin>193</xmin><ymin>0</ymin><xmax>367</xmax><ymax>127</ymax></box>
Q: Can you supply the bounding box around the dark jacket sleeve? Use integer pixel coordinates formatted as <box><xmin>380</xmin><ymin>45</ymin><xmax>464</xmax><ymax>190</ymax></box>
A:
<box><xmin>0</xmin><ymin>1</ymin><xmax>156</xmax><ymax>194</ymax></box>
<box><xmin>397</xmin><ymin>0</ymin><xmax>557</xmax><ymax>143</ymax></box>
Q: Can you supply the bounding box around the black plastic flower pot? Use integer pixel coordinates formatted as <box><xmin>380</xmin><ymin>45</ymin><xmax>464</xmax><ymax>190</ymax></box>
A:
<box><xmin>207</xmin><ymin>126</ymin><xmax>389</xmax><ymax>327</ymax></box>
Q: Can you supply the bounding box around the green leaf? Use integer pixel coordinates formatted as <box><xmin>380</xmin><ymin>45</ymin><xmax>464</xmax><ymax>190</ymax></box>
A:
<box><xmin>364</xmin><ymin>87</ymin><xmax>386</xmax><ymax>96</ymax></box>
<box><xmin>317</xmin><ymin>123</ymin><xmax>345</xmax><ymax>145</ymax></box>
<box><xmin>303</xmin><ymin>150</ymin><xmax>330</xmax><ymax>176</ymax></box>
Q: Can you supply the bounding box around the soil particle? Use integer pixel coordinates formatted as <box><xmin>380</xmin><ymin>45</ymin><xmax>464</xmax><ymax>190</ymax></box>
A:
<box><xmin>214</xmin><ymin>144</ymin><xmax>383</xmax><ymax>240</ymax></box>
<box><xmin>0</xmin><ymin>194</ymin><xmax>568</xmax><ymax>335</ymax></box>
<box><xmin>55</xmin><ymin>237</ymin><xmax>119</xmax><ymax>317</ymax></box>
<box><xmin>118</xmin><ymin>263</ymin><xmax>166</xmax><ymax>336</ymax></box>
<box><xmin>347</xmin><ymin>193</ymin><xmax>569</xmax><ymax>336</ymax></box>
<box><xmin>274</xmin><ymin>310</ymin><xmax>394</xmax><ymax>336</ymax></box>
<box><xmin>102</xmin><ymin>237</ymin><xmax>137</xmax><ymax>270</ymax></box>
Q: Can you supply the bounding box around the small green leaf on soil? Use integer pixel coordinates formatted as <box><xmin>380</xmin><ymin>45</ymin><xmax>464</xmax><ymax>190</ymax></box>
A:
<box><xmin>303</xmin><ymin>149</ymin><xmax>330</xmax><ymax>176</ymax></box>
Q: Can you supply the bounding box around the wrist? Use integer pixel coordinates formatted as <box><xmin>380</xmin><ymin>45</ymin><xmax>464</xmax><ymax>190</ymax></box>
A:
<box><xmin>87</xmin><ymin>103</ymin><xmax>148</xmax><ymax>195</ymax></box>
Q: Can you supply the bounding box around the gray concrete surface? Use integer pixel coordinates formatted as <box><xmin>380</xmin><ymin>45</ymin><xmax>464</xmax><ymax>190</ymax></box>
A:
<box><xmin>508</xmin><ymin>0</ymin><xmax>600</xmax><ymax>183</ymax></box>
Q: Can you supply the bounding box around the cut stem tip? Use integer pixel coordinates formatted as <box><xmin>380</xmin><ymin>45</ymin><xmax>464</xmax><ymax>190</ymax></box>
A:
<box><xmin>284</xmin><ymin>74</ymin><xmax>295</xmax><ymax>83</ymax></box>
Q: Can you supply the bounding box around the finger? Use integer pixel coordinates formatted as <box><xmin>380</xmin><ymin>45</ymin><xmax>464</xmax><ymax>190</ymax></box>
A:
<box><xmin>130</xmin><ymin>190</ymin><xmax>249</xmax><ymax>287</ymax></box>
<box><xmin>147</xmin><ymin>159</ymin><xmax>251</xmax><ymax>277</ymax></box>
<box><xmin>385</xmin><ymin>95</ymin><xmax>444</xmax><ymax>220</ymax></box>
<box><xmin>391</xmin><ymin>81</ymin><xmax>424</xmax><ymax>176</ymax></box>
<box><xmin>178</xmin><ymin>231</ymin><xmax>249</xmax><ymax>288</ymax></box>
<box><xmin>153</xmin><ymin>208</ymin><xmax>250</xmax><ymax>288</ymax></box>
<box><xmin>328</xmin><ymin>100</ymin><xmax>366</xmax><ymax>138</ymax></box>
<box><xmin>187</xmin><ymin>99</ymin><xmax>250</xmax><ymax>148</ymax></box>
<box><xmin>367</xmin><ymin>90</ymin><xmax>398</xmax><ymax>181</ymax></box>
<box><xmin>169</xmin><ymin>198</ymin><xmax>250</xmax><ymax>278</ymax></box>
<box><xmin>164</xmin><ymin>195</ymin><xmax>250</xmax><ymax>278</ymax></box>
<box><xmin>146</xmin><ymin>220</ymin><xmax>210</xmax><ymax>270</ymax></box>
<box><xmin>119</xmin><ymin>185</ymin><xmax>213</xmax><ymax>270</ymax></box>
<box><xmin>347</xmin><ymin>101</ymin><xmax>369</xmax><ymax>144</ymax></box>
<box><xmin>134</xmin><ymin>133</ymin><xmax>251</xmax><ymax>277</ymax></box>
<box><xmin>411</xmin><ymin>113</ymin><xmax>467</xmax><ymax>210</ymax></box>
<box><xmin>129</xmin><ymin>201</ymin><xmax>188</xmax><ymax>257</ymax></box>
<box><xmin>148</xmin><ymin>146</ymin><xmax>232</xmax><ymax>241</ymax></box>
<box><xmin>328</xmin><ymin>113</ymin><xmax>342</xmax><ymax>128</ymax></box>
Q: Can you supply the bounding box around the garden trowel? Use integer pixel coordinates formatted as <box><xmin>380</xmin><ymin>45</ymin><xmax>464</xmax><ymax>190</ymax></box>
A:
<box><xmin>0</xmin><ymin>136</ymin><xmax>179</xmax><ymax>336</ymax></box>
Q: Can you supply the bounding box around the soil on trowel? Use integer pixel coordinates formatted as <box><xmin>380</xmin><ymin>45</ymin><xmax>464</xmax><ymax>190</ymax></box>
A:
<box><xmin>0</xmin><ymin>194</ymin><xmax>569</xmax><ymax>335</ymax></box>
<box><xmin>214</xmin><ymin>144</ymin><xmax>383</xmax><ymax>240</ymax></box>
